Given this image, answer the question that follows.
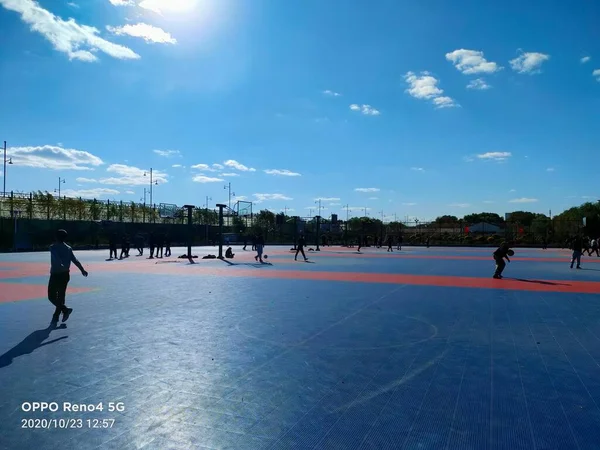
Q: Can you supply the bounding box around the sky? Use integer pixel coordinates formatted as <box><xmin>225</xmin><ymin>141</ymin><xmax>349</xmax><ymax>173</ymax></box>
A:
<box><xmin>0</xmin><ymin>0</ymin><xmax>599</xmax><ymax>222</ymax></box>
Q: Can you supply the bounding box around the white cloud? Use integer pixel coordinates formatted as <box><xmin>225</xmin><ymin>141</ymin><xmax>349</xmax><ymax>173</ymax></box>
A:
<box><xmin>581</xmin><ymin>56</ymin><xmax>591</xmax><ymax>64</ymax></box>
<box><xmin>76</xmin><ymin>177</ymin><xmax>97</xmax><ymax>183</ymax></box>
<box><xmin>153</xmin><ymin>149</ymin><xmax>180</xmax><ymax>157</ymax></box>
<box><xmin>547</xmin><ymin>167</ymin><xmax>555</xmax><ymax>172</ymax></box>
<box><xmin>509</xmin><ymin>189</ymin><xmax>516</xmax><ymax>193</ymax></box>
<box><xmin>212</xmin><ymin>163</ymin><xmax>224</xmax><ymax>170</ymax></box>
<box><xmin>193</xmin><ymin>175</ymin><xmax>224</xmax><ymax>183</ymax></box>
<box><xmin>483</xmin><ymin>200</ymin><xmax>495</xmax><ymax>204</ymax></box>
<box><xmin>109</xmin><ymin>0</ymin><xmax>134</xmax><ymax>5</ymax></box>
<box><xmin>62</xmin><ymin>188</ymin><xmax>120</xmax><ymax>199</ymax></box>
<box><xmin>476</xmin><ymin>152</ymin><xmax>512</xmax><ymax>161</ymax></box>
<box><xmin>1</xmin><ymin>0</ymin><xmax>140</xmax><ymax>62</ymax></box>
<box><xmin>402</xmin><ymin>202</ymin><xmax>417</xmax><ymax>206</ymax></box>
<box><xmin>509</xmin><ymin>197</ymin><xmax>538</xmax><ymax>203</ymax></box>
<box><xmin>106</xmin><ymin>23</ymin><xmax>176</xmax><ymax>44</ymax></box>
<box><xmin>67</xmin><ymin>2</ymin><xmax>79</xmax><ymax>8</ymax></box>
<box><xmin>368</xmin><ymin>197</ymin><xmax>379</xmax><ymax>200</ymax></box>
<box><xmin>125</xmin><ymin>190</ymin><xmax>135</xmax><ymax>194</ymax></box>
<box><xmin>445</xmin><ymin>49</ymin><xmax>501</xmax><ymax>74</ymax></box>
<box><xmin>264</xmin><ymin>169</ymin><xmax>301</xmax><ymax>177</ymax></box>
<box><xmin>467</xmin><ymin>78</ymin><xmax>491</xmax><ymax>90</ymax></box>
<box><xmin>315</xmin><ymin>197</ymin><xmax>341</xmax><ymax>201</ymax></box>
<box><xmin>355</xmin><ymin>187</ymin><xmax>380</xmax><ymax>192</ymax></box>
<box><xmin>253</xmin><ymin>193</ymin><xmax>292</xmax><ymax>203</ymax></box>
<box><xmin>171</xmin><ymin>164</ymin><xmax>184</xmax><ymax>168</ymax></box>
<box><xmin>7</xmin><ymin>145</ymin><xmax>104</xmax><ymax>170</ymax></box>
<box><xmin>349</xmin><ymin>104</ymin><xmax>381</xmax><ymax>116</ymax></box>
<box><xmin>410</xmin><ymin>167</ymin><xmax>424</xmax><ymax>172</ymax></box>
<box><xmin>191</xmin><ymin>163</ymin><xmax>215</xmax><ymax>171</ymax></box>
<box><xmin>404</xmin><ymin>71</ymin><xmax>443</xmax><ymax>99</ymax></box>
<box><xmin>594</xmin><ymin>69</ymin><xmax>600</xmax><ymax>81</ymax></box>
<box><xmin>433</xmin><ymin>96</ymin><xmax>459</xmax><ymax>109</ymax></box>
<box><xmin>224</xmin><ymin>160</ymin><xmax>256</xmax><ymax>172</ymax></box>
<box><xmin>323</xmin><ymin>90</ymin><xmax>341</xmax><ymax>97</ymax></box>
<box><xmin>449</xmin><ymin>203</ymin><xmax>471</xmax><ymax>208</ymax></box>
<box><xmin>404</xmin><ymin>71</ymin><xmax>457</xmax><ymax>109</ymax></box>
<box><xmin>510</xmin><ymin>51</ymin><xmax>550</xmax><ymax>74</ymax></box>
<box><xmin>329</xmin><ymin>202</ymin><xmax>341</xmax><ymax>206</ymax></box>
<box><xmin>98</xmin><ymin>164</ymin><xmax>168</xmax><ymax>186</ymax></box>
<box><xmin>221</xmin><ymin>173</ymin><xmax>240</xmax><ymax>177</ymax></box>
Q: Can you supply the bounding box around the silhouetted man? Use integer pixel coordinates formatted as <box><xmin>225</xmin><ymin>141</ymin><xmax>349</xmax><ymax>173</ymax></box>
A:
<box><xmin>148</xmin><ymin>232</ymin><xmax>156</xmax><ymax>259</ymax></box>
<box><xmin>571</xmin><ymin>235</ymin><xmax>583</xmax><ymax>269</ymax></box>
<box><xmin>109</xmin><ymin>233</ymin><xmax>118</xmax><ymax>260</ymax></box>
<box><xmin>296</xmin><ymin>235</ymin><xmax>308</xmax><ymax>261</ymax></box>
<box><xmin>49</xmin><ymin>229</ymin><xmax>88</xmax><ymax>323</ymax></box>
<box><xmin>164</xmin><ymin>234</ymin><xmax>171</xmax><ymax>257</ymax></box>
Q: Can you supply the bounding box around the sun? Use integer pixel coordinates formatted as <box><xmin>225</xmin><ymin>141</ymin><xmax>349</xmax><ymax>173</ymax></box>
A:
<box><xmin>139</xmin><ymin>0</ymin><xmax>200</xmax><ymax>14</ymax></box>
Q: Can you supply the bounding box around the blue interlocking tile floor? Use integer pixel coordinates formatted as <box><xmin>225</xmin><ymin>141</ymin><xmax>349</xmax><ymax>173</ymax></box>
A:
<box><xmin>1</xmin><ymin>245</ymin><xmax>600</xmax><ymax>449</ymax></box>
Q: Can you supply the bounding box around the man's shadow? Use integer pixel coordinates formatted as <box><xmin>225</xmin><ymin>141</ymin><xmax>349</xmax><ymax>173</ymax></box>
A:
<box><xmin>0</xmin><ymin>323</ymin><xmax>67</xmax><ymax>369</ymax></box>
<box><xmin>509</xmin><ymin>278</ymin><xmax>572</xmax><ymax>286</ymax></box>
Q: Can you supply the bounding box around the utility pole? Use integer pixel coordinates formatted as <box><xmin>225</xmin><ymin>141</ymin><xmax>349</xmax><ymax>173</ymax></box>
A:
<box><xmin>283</xmin><ymin>206</ymin><xmax>288</xmax><ymax>216</ymax></box>
<box><xmin>205</xmin><ymin>195</ymin><xmax>212</xmax><ymax>209</ymax></box>
<box><xmin>364</xmin><ymin>207</ymin><xmax>368</xmax><ymax>217</ymax></box>
<box><xmin>144</xmin><ymin>168</ymin><xmax>157</xmax><ymax>206</ymax></box>
<box><xmin>344</xmin><ymin>204</ymin><xmax>351</xmax><ymax>221</ymax></box>
<box><xmin>224</xmin><ymin>182</ymin><xmax>235</xmax><ymax>210</ymax></box>
<box><xmin>315</xmin><ymin>199</ymin><xmax>323</xmax><ymax>217</ymax></box>
<box><xmin>55</xmin><ymin>177</ymin><xmax>65</xmax><ymax>198</ymax></box>
<box><xmin>3</xmin><ymin>141</ymin><xmax>12</xmax><ymax>197</ymax></box>
<box><xmin>380</xmin><ymin>210</ymin><xmax>384</xmax><ymax>222</ymax></box>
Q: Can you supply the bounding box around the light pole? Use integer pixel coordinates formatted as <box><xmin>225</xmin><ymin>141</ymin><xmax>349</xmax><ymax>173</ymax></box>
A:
<box><xmin>55</xmin><ymin>177</ymin><xmax>65</xmax><ymax>198</ymax></box>
<box><xmin>224</xmin><ymin>183</ymin><xmax>235</xmax><ymax>210</ymax></box>
<box><xmin>140</xmin><ymin>187</ymin><xmax>149</xmax><ymax>204</ymax></box>
<box><xmin>315</xmin><ymin>199</ymin><xmax>323</xmax><ymax>217</ymax></box>
<box><xmin>144</xmin><ymin>169</ymin><xmax>158</xmax><ymax>206</ymax></box>
<box><xmin>3</xmin><ymin>141</ymin><xmax>13</xmax><ymax>197</ymax></box>
<box><xmin>344</xmin><ymin>204</ymin><xmax>351</xmax><ymax>222</ymax></box>
<box><xmin>204</xmin><ymin>196</ymin><xmax>212</xmax><ymax>243</ymax></box>
<box><xmin>364</xmin><ymin>207</ymin><xmax>368</xmax><ymax>217</ymax></box>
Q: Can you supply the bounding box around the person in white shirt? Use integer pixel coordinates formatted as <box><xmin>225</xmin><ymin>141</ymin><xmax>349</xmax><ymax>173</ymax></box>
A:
<box><xmin>49</xmin><ymin>229</ymin><xmax>88</xmax><ymax>323</ymax></box>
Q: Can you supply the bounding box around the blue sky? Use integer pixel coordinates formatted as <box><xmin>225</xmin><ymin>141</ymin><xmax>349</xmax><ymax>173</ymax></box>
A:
<box><xmin>0</xmin><ymin>0</ymin><xmax>599</xmax><ymax>222</ymax></box>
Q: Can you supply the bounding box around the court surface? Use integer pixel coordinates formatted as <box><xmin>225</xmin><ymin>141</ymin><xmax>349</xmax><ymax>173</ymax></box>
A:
<box><xmin>1</xmin><ymin>245</ymin><xmax>600</xmax><ymax>450</ymax></box>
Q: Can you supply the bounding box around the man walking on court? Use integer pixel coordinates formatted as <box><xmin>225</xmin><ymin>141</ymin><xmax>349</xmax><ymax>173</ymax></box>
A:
<box><xmin>295</xmin><ymin>234</ymin><xmax>308</xmax><ymax>261</ymax></box>
<box><xmin>255</xmin><ymin>234</ymin><xmax>265</xmax><ymax>263</ymax></box>
<box><xmin>570</xmin><ymin>234</ymin><xmax>583</xmax><ymax>269</ymax></box>
<box><xmin>49</xmin><ymin>229</ymin><xmax>88</xmax><ymax>323</ymax></box>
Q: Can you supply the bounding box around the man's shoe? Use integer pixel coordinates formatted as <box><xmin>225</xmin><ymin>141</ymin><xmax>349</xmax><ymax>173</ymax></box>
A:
<box><xmin>62</xmin><ymin>308</ymin><xmax>73</xmax><ymax>322</ymax></box>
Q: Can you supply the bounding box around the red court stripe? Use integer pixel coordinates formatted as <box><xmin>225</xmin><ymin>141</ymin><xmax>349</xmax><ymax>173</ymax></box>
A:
<box><xmin>0</xmin><ymin>283</ymin><xmax>93</xmax><ymax>303</ymax></box>
<box><xmin>108</xmin><ymin>263</ymin><xmax>600</xmax><ymax>295</ymax></box>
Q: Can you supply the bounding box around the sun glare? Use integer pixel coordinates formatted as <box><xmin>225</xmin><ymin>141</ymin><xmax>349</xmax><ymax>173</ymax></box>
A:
<box><xmin>139</xmin><ymin>0</ymin><xmax>200</xmax><ymax>14</ymax></box>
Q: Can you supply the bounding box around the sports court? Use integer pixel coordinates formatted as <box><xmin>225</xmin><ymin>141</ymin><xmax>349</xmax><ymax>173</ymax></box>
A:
<box><xmin>1</xmin><ymin>245</ymin><xmax>600</xmax><ymax>449</ymax></box>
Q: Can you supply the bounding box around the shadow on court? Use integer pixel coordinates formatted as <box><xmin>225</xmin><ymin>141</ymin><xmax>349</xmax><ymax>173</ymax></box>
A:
<box><xmin>510</xmin><ymin>278</ymin><xmax>572</xmax><ymax>286</ymax></box>
<box><xmin>0</xmin><ymin>323</ymin><xmax>67</xmax><ymax>369</ymax></box>
<box><xmin>221</xmin><ymin>259</ymin><xmax>273</xmax><ymax>267</ymax></box>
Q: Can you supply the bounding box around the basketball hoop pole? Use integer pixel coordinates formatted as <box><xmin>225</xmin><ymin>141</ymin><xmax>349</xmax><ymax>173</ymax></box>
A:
<box><xmin>183</xmin><ymin>205</ymin><xmax>195</xmax><ymax>263</ymax></box>
<box><xmin>216</xmin><ymin>204</ymin><xmax>226</xmax><ymax>259</ymax></box>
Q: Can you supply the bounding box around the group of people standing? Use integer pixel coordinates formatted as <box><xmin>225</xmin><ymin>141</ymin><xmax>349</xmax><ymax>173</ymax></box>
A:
<box><xmin>108</xmin><ymin>231</ymin><xmax>171</xmax><ymax>260</ymax></box>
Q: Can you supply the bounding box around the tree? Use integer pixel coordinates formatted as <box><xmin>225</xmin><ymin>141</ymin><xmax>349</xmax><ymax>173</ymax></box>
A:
<box><xmin>254</xmin><ymin>209</ymin><xmax>276</xmax><ymax>234</ymax></box>
<box><xmin>434</xmin><ymin>215</ymin><xmax>459</xmax><ymax>225</ymax></box>
<box><xmin>506</xmin><ymin>211</ymin><xmax>546</xmax><ymax>227</ymax></box>
<box><xmin>463</xmin><ymin>212</ymin><xmax>504</xmax><ymax>224</ymax></box>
